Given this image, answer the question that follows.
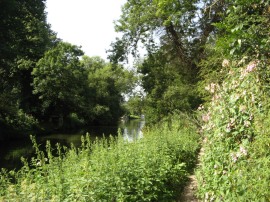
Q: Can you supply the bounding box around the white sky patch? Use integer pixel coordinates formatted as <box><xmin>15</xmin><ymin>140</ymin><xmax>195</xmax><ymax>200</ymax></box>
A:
<box><xmin>46</xmin><ymin>0</ymin><xmax>126</xmax><ymax>60</ymax></box>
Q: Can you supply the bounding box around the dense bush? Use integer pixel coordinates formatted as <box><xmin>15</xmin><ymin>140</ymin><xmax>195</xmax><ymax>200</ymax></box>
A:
<box><xmin>0</xmin><ymin>116</ymin><xmax>200</xmax><ymax>201</ymax></box>
<box><xmin>196</xmin><ymin>1</ymin><xmax>270</xmax><ymax>201</ymax></box>
<box><xmin>196</xmin><ymin>59</ymin><xmax>270</xmax><ymax>201</ymax></box>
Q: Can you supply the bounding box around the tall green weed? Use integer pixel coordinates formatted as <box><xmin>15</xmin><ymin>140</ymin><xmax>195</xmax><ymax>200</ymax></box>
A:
<box><xmin>0</xmin><ymin>116</ymin><xmax>200</xmax><ymax>201</ymax></box>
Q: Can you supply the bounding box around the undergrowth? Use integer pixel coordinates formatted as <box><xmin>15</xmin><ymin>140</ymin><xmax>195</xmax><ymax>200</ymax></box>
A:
<box><xmin>0</xmin><ymin>115</ymin><xmax>200</xmax><ymax>201</ymax></box>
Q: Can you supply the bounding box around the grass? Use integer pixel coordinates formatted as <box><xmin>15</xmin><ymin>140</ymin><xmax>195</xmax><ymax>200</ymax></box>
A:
<box><xmin>0</xmin><ymin>114</ymin><xmax>200</xmax><ymax>201</ymax></box>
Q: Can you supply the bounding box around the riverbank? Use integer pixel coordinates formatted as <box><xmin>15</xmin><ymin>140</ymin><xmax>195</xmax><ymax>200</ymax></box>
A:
<box><xmin>0</xmin><ymin>115</ymin><xmax>200</xmax><ymax>201</ymax></box>
<box><xmin>0</xmin><ymin>119</ymin><xmax>145</xmax><ymax>171</ymax></box>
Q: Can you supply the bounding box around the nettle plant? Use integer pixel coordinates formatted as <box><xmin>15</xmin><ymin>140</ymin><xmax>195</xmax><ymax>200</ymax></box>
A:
<box><xmin>197</xmin><ymin>58</ymin><xmax>269</xmax><ymax>200</ymax></box>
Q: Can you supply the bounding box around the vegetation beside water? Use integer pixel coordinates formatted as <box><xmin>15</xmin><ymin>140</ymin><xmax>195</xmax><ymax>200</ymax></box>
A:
<box><xmin>1</xmin><ymin>0</ymin><xmax>270</xmax><ymax>201</ymax></box>
<box><xmin>0</xmin><ymin>115</ymin><xmax>200</xmax><ymax>201</ymax></box>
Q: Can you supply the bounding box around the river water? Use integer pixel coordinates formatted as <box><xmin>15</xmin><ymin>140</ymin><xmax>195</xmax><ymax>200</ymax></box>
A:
<box><xmin>0</xmin><ymin>118</ymin><xmax>145</xmax><ymax>170</ymax></box>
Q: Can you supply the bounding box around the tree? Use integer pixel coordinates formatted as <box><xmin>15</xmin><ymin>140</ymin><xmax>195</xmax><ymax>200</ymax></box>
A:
<box><xmin>108</xmin><ymin>0</ymin><xmax>221</xmax><ymax>73</ymax></box>
<box><xmin>198</xmin><ymin>0</ymin><xmax>270</xmax><ymax>100</ymax></box>
<box><xmin>136</xmin><ymin>50</ymin><xmax>198</xmax><ymax>122</ymax></box>
<box><xmin>32</xmin><ymin>42</ymin><xmax>86</xmax><ymax>123</ymax></box>
<box><xmin>82</xmin><ymin>56</ymin><xmax>137</xmax><ymax>125</ymax></box>
<box><xmin>124</xmin><ymin>93</ymin><xmax>145</xmax><ymax>116</ymax></box>
<box><xmin>0</xmin><ymin>0</ymin><xmax>56</xmax><ymax>133</ymax></box>
<box><xmin>107</xmin><ymin>0</ymin><xmax>228</xmax><ymax>122</ymax></box>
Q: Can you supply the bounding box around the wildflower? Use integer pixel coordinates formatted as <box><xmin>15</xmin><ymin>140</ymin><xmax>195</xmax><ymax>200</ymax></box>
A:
<box><xmin>210</xmin><ymin>83</ymin><xmax>217</xmax><ymax>93</ymax></box>
<box><xmin>230</xmin><ymin>118</ymin><xmax>236</xmax><ymax>124</ymax></box>
<box><xmin>240</xmin><ymin>60</ymin><xmax>259</xmax><ymax>79</ymax></box>
<box><xmin>218</xmin><ymin>133</ymin><xmax>224</xmax><ymax>137</ymax></box>
<box><xmin>226</xmin><ymin>123</ymin><xmax>232</xmax><ymax>132</ymax></box>
<box><xmin>205</xmin><ymin>83</ymin><xmax>217</xmax><ymax>93</ymax></box>
<box><xmin>232</xmin><ymin>94</ymin><xmax>240</xmax><ymax>101</ymax></box>
<box><xmin>222</xmin><ymin>59</ymin><xmax>230</xmax><ymax>67</ymax></box>
<box><xmin>201</xmin><ymin>125</ymin><xmax>207</xmax><ymax>131</ymax></box>
<box><xmin>205</xmin><ymin>192</ymin><xmax>209</xmax><ymax>200</ymax></box>
<box><xmin>246</xmin><ymin>61</ymin><xmax>258</xmax><ymax>72</ymax></box>
<box><xmin>36</xmin><ymin>161</ymin><xmax>41</xmax><ymax>166</ymax></box>
<box><xmin>212</xmin><ymin>94</ymin><xmax>221</xmax><ymax>101</ymax></box>
<box><xmin>251</xmin><ymin>94</ymin><xmax>255</xmax><ymax>103</ymax></box>
<box><xmin>203</xmin><ymin>137</ymin><xmax>208</xmax><ymax>143</ymax></box>
<box><xmin>231</xmin><ymin>153</ymin><xmax>238</xmax><ymax>163</ymax></box>
<box><xmin>202</xmin><ymin>112</ymin><xmax>210</xmax><ymax>122</ymax></box>
<box><xmin>232</xmin><ymin>80</ymin><xmax>239</xmax><ymax>87</ymax></box>
<box><xmin>244</xmin><ymin>120</ymin><xmax>251</xmax><ymax>127</ymax></box>
<box><xmin>238</xmin><ymin>56</ymin><xmax>248</xmax><ymax>65</ymax></box>
<box><xmin>240</xmin><ymin>146</ymin><xmax>248</xmax><ymax>156</ymax></box>
<box><xmin>228</xmin><ymin>70</ymin><xmax>234</xmax><ymax>75</ymax></box>
<box><xmin>236</xmin><ymin>152</ymin><xmax>241</xmax><ymax>158</ymax></box>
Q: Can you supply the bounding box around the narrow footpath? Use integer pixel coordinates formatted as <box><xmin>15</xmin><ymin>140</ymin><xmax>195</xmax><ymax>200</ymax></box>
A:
<box><xmin>179</xmin><ymin>174</ymin><xmax>199</xmax><ymax>202</ymax></box>
<box><xmin>178</xmin><ymin>147</ymin><xmax>204</xmax><ymax>202</ymax></box>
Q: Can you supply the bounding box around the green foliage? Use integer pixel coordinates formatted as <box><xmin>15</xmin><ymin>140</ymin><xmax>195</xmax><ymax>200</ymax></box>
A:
<box><xmin>124</xmin><ymin>94</ymin><xmax>145</xmax><ymax>116</ymax></box>
<box><xmin>198</xmin><ymin>0</ymin><xmax>270</xmax><ymax>97</ymax></box>
<box><xmin>81</xmin><ymin>56</ymin><xmax>137</xmax><ymax>125</ymax></box>
<box><xmin>32</xmin><ymin>52</ymin><xmax>137</xmax><ymax>127</ymax></box>
<box><xmin>109</xmin><ymin>0</ymin><xmax>225</xmax><ymax>123</ymax></box>
<box><xmin>196</xmin><ymin>1</ymin><xmax>270</xmax><ymax>201</ymax></box>
<box><xmin>0</xmin><ymin>117</ymin><xmax>200</xmax><ymax>201</ymax></box>
<box><xmin>136</xmin><ymin>51</ymin><xmax>200</xmax><ymax>123</ymax></box>
<box><xmin>1</xmin><ymin>0</ymin><xmax>138</xmax><ymax>134</ymax></box>
<box><xmin>195</xmin><ymin>1</ymin><xmax>270</xmax><ymax>200</ymax></box>
<box><xmin>214</xmin><ymin>0</ymin><xmax>270</xmax><ymax>59</ymax></box>
<box><xmin>0</xmin><ymin>0</ymin><xmax>56</xmax><ymax>134</ymax></box>
<box><xmin>110</xmin><ymin>0</ymin><xmax>199</xmax><ymax>61</ymax></box>
<box><xmin>197</xmin><ymin>59</ymin><xmax>270</xmax><ymax>201</ymax></box>
<box><xmin>32</xmin><ymin>42</ymin><xmax>85</xmax><ymax>118</ymax></box>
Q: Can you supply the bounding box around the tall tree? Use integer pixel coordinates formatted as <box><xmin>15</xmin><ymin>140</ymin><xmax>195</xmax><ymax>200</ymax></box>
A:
<box><xmin>0</xmin><ymin>0</ymin><xmax>56</xmax><ymax>133</ymax></box>
<box><xmin>32</xmin><ymin>42</ymin><xmax>86</xmax><ymax>122</ymax></box>
<box><xmin>108</xmin><ymin>0</ymin><xmax>226</xmax><ymax>121</ymax></box>
<box><xmin>108</xmin><ymin>0</ymin><xmax>222</xmax><ymax>74</ymax></box>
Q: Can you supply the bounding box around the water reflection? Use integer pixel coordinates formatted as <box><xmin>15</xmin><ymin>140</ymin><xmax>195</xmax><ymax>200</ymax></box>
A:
<box><xmin>0</xmin><ymin>118</ymin><xmax>145</xmax><ymax>170</ymax></box>
<box><xmin>120</xmin><ymin>118</ymin><xmax>145</xmax><ymax>142</ymax></box>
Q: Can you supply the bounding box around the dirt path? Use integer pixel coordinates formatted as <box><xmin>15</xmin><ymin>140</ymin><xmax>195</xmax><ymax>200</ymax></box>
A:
<box><xmin>178</xmin><ymin>147</ymin><xmax>204</xmax><ymax>202</ymax></box>
<box><xmin>178</xmin><ymin>174</ymin><xmax>199</xmax><ymax>202</ymax></box>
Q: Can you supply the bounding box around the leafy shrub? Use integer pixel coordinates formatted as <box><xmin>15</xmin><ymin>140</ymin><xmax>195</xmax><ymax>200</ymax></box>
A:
<box><xmin>0</xmin><ymin>116</ymin><xmax>200</xmax><ymax>201</ymax></box>
<box><xmin>196</xmin><ymin>58</ymin><xmax>270</xmax><ymax>201</ymax></box>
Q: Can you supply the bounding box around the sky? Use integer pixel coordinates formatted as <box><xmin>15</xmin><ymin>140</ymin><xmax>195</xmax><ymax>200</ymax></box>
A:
<box><xmin>45</xmin><ymin>0</ymin><xmax>126</xmax><ymax>60</ymax></box>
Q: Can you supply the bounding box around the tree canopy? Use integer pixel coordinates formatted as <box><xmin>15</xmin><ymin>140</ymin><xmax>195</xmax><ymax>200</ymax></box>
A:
<box><xmin>109</xmin><ymin>0</ymin><xmax>226</xmax><ymax>122</ymax></box>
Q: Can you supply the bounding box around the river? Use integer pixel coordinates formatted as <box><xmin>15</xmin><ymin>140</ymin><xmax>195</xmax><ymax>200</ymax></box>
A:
<box><xmin>0</xmin><ymin>118</ymin><xmax>145</xmax><ymax>170</ymax></box>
